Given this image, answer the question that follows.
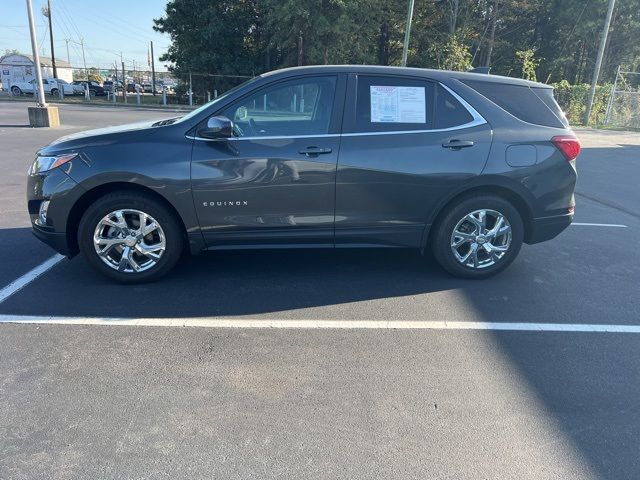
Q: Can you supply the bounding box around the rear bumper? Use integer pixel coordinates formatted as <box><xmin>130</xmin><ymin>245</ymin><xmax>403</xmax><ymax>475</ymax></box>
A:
<box><xmin>526</xmin><ymin>212</ymin><xmax>573</xmax><ymax>244</ymax></box>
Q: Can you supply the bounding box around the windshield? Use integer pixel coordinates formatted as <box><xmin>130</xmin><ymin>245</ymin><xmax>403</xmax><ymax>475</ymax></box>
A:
<box><xmin>175</xmin><ymin>76</ymin><xmax>259</xmax><ymax>124</ymax></box>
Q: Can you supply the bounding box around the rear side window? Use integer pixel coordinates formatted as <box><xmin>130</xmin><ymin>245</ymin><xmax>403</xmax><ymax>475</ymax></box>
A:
<box><xmin>531</xmin><ymin>87</ymin><xmax>569</xmax><ymax>127</ymax></box>
<box><xmin>353</xmin><ymin>75</ymin><xmax>434</xmax><ymax>132</ymax></box>
<box><xmin>462</xmin><ymin>80</ymin><xmax>566</xmax><ymax>128</ymax></box>
<box><xmin>434</xmin><ymin>85</ymin><xmax>473</xmax><ymax>128</ymax></box>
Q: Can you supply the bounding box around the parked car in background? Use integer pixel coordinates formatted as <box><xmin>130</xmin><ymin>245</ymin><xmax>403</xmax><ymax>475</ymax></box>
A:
<box><xmin>72</xmin><ymin>80</ymin><xmax>106</xmax><ymax>96</ymax></box>
<box><xmin>103</xmin><ymin>80</ymin><xmax>123</xmax><ymax>93</ymax></box>
<box><xmin>57</xmin><ymin>79</ymin><xmax>85</xmax><ymax>95</ymax></box>
<box><xmin>10</xmin><ymin>78</ymin><xmax>79</xmax><ymax>96</ymax></box>
<box><xmin>126</xmin><ymin>83</ymin><xmax>143</xmax><ymax>93</ymax></box>
<box><xmin>27</xmin><ymin>65</ymin><xmax>579</xmax><ymax>282</ymax></box>
<box><xmin>160</xmin><ymin>83</ymin><xmax>175</xmax><ymax>94</ymax></box>
<box><xmin>142</xmin><ymin>83</ymin><xmax>164</xmax><ymax>94</ymax></box>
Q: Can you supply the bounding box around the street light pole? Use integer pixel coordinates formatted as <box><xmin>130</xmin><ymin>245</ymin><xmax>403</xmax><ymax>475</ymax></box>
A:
<box><xmin>584</xmin><ymin>0</ymin><xmax>616</xmax><ymax>125</ymax></box>
<box><xmin>26</xmin><ymin>0</ymin><xmax>46</xmax><ymax>106</ymax></box>
<box><xmin>401</xmin><ymin>0</ymin><xmax>415</xmax><ymax>67</ymax></box>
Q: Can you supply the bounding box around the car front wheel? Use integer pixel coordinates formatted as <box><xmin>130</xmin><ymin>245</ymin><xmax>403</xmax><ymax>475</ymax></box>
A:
<box><xmin>431</xmin><ymin>195</ymin><xmax>524</xmax><ymax>279</ymax></box>
<box><xmin>78</xmin><ymin>192</ymin><xmax>184</xmax><ymax>283</ymax></box>
<box><xmin>11</xmin><ymin>86</ymin><xmax>21</xmax><ymax>96</ymax></box>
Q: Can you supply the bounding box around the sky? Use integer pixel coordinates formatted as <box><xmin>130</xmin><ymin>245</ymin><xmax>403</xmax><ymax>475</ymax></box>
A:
<box><xmin>0</xmin><ymin>0</ymin><xmax>172</xmax><ymax>72</ymax></box>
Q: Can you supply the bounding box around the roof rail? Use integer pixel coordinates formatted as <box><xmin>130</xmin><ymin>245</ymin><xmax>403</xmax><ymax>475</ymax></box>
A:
<box><xmin>469</xmin><ymin>67</ymin><xmax>491</xmax><ymax>74</ymax></box>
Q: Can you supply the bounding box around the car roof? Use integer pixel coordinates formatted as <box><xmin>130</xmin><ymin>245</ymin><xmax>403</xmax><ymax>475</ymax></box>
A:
<box><xmin>260</xmin><ymin>65</ymin><xmax>551</xmax><ymax>89</ymax></box>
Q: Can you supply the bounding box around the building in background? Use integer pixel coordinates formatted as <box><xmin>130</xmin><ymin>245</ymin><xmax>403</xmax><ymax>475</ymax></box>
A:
<box><xmin>0</xmin><ymin>53</ymin><xmax>73</xmax><ymax>90</ymax></box>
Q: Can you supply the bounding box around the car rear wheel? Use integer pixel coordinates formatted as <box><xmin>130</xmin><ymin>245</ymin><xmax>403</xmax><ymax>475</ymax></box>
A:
<box><xmin>50</xmin><ymin>88</ymin><xmax>59</xmax><ymax>96</ymax></box>
<box><xmin>11</xmin><ymin>86</ymin><xmax>21</xmax><ymax>96</ymax></box>
<box><xmin>431</xmin><ymin>195</ymin><xmax>524</xmax><ymax>279</ymax></box>
<box><xmin>78</xmin><ymin>192</ymin><xmax>184</xmax><ymax>283</ymax></box>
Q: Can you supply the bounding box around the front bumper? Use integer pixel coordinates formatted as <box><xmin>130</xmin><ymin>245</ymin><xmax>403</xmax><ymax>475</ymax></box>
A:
<box><xmin>32</xmin><ymin>223</ymin><xmax>71</xmax><ymax>256</ymax></box>
<box><xmin>27</xmin><ymin>165</ymin><xmax>84</xmax><ymax>257</ymax></box>
<box><xmin>526</xmin><ymin>212</ymin><xmax>573</xmax><ymax>244</ymax></box>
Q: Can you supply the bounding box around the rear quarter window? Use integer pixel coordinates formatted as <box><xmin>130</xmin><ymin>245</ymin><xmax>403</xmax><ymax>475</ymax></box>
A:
<box><xmin>462</xmin><ymin>80</ymin><xmax>566</xmax><ymax>128</ymax></box>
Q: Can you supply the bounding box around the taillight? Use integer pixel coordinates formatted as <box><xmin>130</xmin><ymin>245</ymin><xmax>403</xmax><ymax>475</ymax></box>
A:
<box><xmin>551</xmin><ymin>135</ymin><xmax>581</xmax><ymax>161</ymax></box>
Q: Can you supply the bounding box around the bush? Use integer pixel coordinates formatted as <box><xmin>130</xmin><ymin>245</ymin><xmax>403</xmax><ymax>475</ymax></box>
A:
<box><xmin>551</xmin><ymin>80</ymin><xmax>612</xmax><ymax>126</ymax></box>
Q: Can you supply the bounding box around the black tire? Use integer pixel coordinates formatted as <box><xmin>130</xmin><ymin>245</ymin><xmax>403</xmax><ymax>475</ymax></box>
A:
<box><xmin>431</xmin><ymin>195</ymin><xmax>524</xmax><ymax>279</ymax></box>
<box><xmin>50</xmin><ymin>88</ymin><xmax>59</xmax><ymax>96</ymax></box>
<box><xmin>11</xmin><ymin>86</ymin><xmax>21</xmax><ymax>96</ymax></box>
<box><xmin>78</xmin><ymin>191</ymin><xmax>185</xmax><ymax>283</ymax></box>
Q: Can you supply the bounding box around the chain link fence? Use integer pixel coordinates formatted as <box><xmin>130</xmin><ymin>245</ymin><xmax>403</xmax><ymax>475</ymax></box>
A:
<box><xmin>0</xmin><ymin>65</ymin><xmax>252</xmax><ymax>108</ymax></box>
<box><xmin>604</xmin><ymin>69</ymin><xmax>640</xmax><ymax>130</ymax></box>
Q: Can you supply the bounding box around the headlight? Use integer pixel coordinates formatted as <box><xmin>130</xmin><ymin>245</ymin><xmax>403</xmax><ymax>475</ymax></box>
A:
<box><xmin>29</xmin><ymin>153</ymin><xmax>78</xmax><ymax>175</ymax></box>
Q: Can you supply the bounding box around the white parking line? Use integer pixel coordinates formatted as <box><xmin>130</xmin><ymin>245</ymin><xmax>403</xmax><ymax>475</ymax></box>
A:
<box><xmin>0</xmin><ymin>315</ymin><xmax>639</xmax><ymax>333</ymax></box>
<box><xmin>0</xmin><ymin>254</ymin><xmax>65</xmax><ymax>304</ymax></box>
<box><xmin>571</xmin><ymin>222</ymin><xmax>628</xmax><ymax>228</ymax></box>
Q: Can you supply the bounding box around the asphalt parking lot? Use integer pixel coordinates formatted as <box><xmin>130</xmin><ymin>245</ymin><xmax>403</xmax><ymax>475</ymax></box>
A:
<box><xmin>1</xmin><ymin>101</ymin><xmax>640</xmax><ymax>479</ymax></box>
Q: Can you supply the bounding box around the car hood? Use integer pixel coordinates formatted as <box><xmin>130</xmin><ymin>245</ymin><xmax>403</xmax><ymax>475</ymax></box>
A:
<box><xmin>42</xmin><ymin>119</ymin><xmax>165</xmax><ymax>152</ymax></box>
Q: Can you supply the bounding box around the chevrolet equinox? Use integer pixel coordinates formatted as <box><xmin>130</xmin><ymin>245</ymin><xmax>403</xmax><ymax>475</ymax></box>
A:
<box><xmin>27</xmin><ymin>65</ymin><xmax>579</xmax><ymax>282</ymax></box>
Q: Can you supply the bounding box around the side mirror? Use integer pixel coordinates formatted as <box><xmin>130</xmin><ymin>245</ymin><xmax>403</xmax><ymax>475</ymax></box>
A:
<box><xmin>198</xmin><ymin>116</ymin><xmax>233</xmax><ymax>139</ymax></box>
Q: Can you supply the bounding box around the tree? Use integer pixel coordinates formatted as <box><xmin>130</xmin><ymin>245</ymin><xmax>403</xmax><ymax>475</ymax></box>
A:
<box><xmin>515</xmin><ymin>49</ymin><xmax>539</xmax><ymax>81</ymax></box>
<box><xmin>153</xmin><ymin>0</ymin><xmax>640</xmax><ymax>94</ymax></box>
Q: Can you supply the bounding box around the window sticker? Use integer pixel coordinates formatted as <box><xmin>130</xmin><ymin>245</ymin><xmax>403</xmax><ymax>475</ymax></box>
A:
<box><xmin>370</xmin><ymin>86</ymin><xmax>426</xmax><ymax>123</ymax></box>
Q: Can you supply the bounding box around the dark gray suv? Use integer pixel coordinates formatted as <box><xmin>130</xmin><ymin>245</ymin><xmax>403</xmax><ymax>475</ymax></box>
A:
<box><xmin>27</xmin><ymin>65</ymin><xmax>579</xmax><ymax>282</ymax></box>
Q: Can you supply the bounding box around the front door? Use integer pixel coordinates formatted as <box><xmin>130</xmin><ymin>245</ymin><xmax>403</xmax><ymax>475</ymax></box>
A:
<box><xmin>191</xmin><ymin>74</ymin><xmax>345</xmax><ymax>248</ymax></box>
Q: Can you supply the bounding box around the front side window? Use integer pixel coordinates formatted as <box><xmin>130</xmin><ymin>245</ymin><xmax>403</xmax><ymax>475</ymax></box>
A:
<box><xmin>223</xmin><ymin>76</ymin><xmax>337</xmax><ymax>137</ymax></box>
<box><xmin>353</xmin><ymin>75</ymin><xmax>434</xmax><ymax>133</ymax></box>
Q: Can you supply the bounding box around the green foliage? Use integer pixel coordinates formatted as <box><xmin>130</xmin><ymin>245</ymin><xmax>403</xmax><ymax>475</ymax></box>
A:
<box><xmin>552</xmin><ymin>80</ymin><xmax>612</xmax><ymax>126</ymax></box>
<box><xmin>430</xmin><ymin>35</ymin><xmax>472</xmax><ymax>72</ymax></box>
<box><xmin>72</xmin><ymin>67</ymin><xmax>103</xmax><ymax>84</ymax></box>
<box><xmin>515</xmin><ymin>49</ymin><xmax>540</xmax><ymax>82</ymax></box>
<box><xmin>153</xmin><ymin>0</ymin><xmax>640</xmax><ymax>98</ymax></box>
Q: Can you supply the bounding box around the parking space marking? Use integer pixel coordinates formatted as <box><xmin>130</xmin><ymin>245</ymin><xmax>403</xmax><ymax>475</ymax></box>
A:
<box><xmin>571</xmin><ymin>222</ymin><xmax>628</xmax><ymax>228</ymax></box>
<box><xmin>0</xmin><ymin>254</ymin><xmax>65</xmax><ymax>304</ymax></box>
<box><xmin>1</xmin><ymin>316</ymin><xmax>640</xmax><ymax>333</ymax></box>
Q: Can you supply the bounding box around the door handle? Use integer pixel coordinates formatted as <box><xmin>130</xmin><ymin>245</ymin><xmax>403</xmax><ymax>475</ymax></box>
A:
<box><xmin>298</xmin><ymin>146</ymin><xmax>332</xmax><ymax>157</ymax></box>
<box><xmin>442</xmin><ymin>140</ymin><xmax>474</xmax><ymax>150</ymax></box>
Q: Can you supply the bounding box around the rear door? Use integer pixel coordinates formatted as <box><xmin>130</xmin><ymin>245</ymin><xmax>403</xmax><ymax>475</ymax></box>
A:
<box><xmin>335</xmin><ymin>74</ymin><xmax>493</xmax><ymax>247</ymax></box>
<box><xmin>191</xmin><ymin>74</ymin><xmax>345</xmax><ymax>248</ymax></box>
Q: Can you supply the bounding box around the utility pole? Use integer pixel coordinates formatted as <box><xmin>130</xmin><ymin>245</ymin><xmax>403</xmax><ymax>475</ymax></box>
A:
<box><xmin>64</xmin><ymin>38</ymin><xmax>70</xmax><ymax>63</ymax></box>
<box><xmin>150</xmin><ymin>41</ymin><xmax>157</xmax><ymax>96</ymax></box>
<box><xmin>584</xmin><ymin>0</ymin><xmax>616</xmax><ymax>125</ymax></box>
<box><xmin>80</xmin><ymin>38</ymin><xmax>88</xmax><ymax>82</ymax></box>
<box><xmin>26</xmin><ymin>0</ymin><xmax>46</xmax><ymax>106</ymax></box>
<box><xmin>121</xmin><ymin>59</ymin><xmax>126</xmax><ymax>102</ymax></box>
<box><xmin>401</xmin><ymin>0</ymin><xmax>415</xmax><ymax>67</ymax></box>
<box><xmin>43</xmin><ymin>0</ymin><xmax>57</xmax><ymax>78</ymax></box>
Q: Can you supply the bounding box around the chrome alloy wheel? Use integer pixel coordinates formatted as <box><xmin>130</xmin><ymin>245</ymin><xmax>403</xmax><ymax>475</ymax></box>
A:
<box><xmin>93</xmin><ymin>209</ymin><xmax>166</xmax><ymax>273</ymax></box>
<box><xmin>450</xmin><ymin>209</ymin><xmax>512</xmax><ymax>269</ymax></box>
